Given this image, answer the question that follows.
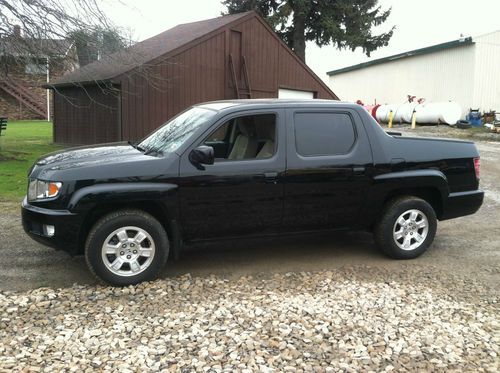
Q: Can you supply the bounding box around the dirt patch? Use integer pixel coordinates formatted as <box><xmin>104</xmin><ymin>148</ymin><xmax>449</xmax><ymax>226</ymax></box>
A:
<box><xmin>386</xmin><ymin>123</ymin><xmax>500</xmax><ymax>142</ymax></box>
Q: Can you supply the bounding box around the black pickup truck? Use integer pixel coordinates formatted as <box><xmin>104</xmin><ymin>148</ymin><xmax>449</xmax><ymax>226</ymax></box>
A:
<box><xmin>22</xmin><ymin>100</ymin><xmax>483</xmax><ymax>285</ymax></box>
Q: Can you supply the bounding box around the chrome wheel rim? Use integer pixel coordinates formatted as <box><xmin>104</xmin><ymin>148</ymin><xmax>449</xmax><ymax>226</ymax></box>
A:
<box><xmin>393</xmin><ymin>209</ymin><xmax>429</xmax><ymax>251</ymax></box>
<box><xmin>101</xmin><ymin>226</ymin><xmax>155</xmax><ymax>277</ymax></box>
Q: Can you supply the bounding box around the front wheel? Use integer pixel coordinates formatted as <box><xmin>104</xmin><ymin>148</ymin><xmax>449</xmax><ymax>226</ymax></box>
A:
<box><xmin>85</xmin><ymin>210</ymin><xmax>169</xmax><ymax>286</ymax></box>
<box><xmin>374</xmin><ymin>196</ymin><xmax>437</xmax><ymax>259</ymax></box>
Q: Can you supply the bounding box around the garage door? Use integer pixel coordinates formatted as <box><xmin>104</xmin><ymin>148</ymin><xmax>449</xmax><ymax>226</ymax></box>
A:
<box><xmin>278</xmin><ymin>88</ymin><xmax>315</xmax><ymax>99</ymax></box>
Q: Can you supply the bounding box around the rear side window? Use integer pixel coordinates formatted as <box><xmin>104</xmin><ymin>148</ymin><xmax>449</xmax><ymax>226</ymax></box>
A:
<box><xmin>294</xmin><ymin>112</ymin><xmax>356</xmax><ymax>156</ymax></box>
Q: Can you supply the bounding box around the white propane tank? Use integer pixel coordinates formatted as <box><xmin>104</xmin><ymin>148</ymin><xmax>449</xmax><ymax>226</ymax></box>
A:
<box><xmin>396</xmin><ymin>102</ymin><xmax>419</xmax><ymax>123</ymax></box>
<box><xmin>414</xmin><ymin>102</ymin><xmax>462</xmax><ymax>124</ymax></box>
<box><xmin>376</xmin><ymin>104</ymin><xmax>398</xmax><ymax>123</ymax></box>
<box><xmin>376</xmin><ymin>101</ymin><xmax>462</xmax><ymax>125</ymax></box>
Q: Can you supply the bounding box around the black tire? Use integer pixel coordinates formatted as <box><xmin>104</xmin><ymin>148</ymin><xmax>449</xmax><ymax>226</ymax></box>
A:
<box><xmin>456</xmin><ymin>120</ymin><xmax>472</xmax><ymax>129</ymax></box>
<box><xmin>85</xmin><ymin>209</ymin><xmax>169</xmax><ymax>286</ymax></box>
<box><xmin>374</xmin><ymin>196</ymin><xmax>437</xmax><ymax>259</ymax></box>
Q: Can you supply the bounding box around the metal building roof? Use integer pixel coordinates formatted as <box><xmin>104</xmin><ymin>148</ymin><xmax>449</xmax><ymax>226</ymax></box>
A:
<box><xmin>326</xmin><ymin>37</ymin><xmax>474</xmax><ymax>76</ymax></box>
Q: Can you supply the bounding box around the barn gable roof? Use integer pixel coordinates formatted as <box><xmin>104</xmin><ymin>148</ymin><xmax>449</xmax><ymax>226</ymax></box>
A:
<box><xmin>51</xmin><ymin>11</ymin><xmax>254</xmax><ymax>86</ymax></box>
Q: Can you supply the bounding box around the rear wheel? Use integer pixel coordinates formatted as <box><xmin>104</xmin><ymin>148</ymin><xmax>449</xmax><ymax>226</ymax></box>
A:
<box><xmin>85</xmin><ymin>210</ymin><xmax>169</xmax><ymax>286</ymax></box>
<box><xmin>374</xmin><ymin>196</ymin><xmax>437</xmax><ymax>259</ymax></box>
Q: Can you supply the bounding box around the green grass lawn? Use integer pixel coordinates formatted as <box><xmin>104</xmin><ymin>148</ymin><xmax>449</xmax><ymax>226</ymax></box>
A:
<box><xmin>0</xmin><ymin>121</ymin><xmax>62</xmax><ymax>202</ymax></box>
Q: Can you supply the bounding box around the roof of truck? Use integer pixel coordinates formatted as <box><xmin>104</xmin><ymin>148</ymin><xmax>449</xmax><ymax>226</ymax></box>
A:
<box><xmin>196</xmin><ymin>99</ymin><xmax>355</xmax><ymax>111</ymax></box>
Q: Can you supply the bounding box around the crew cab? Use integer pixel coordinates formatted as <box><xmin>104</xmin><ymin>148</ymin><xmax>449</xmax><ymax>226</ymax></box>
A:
<box><xmin>22</xmin><ymin>100</ymin><xmax>484</xmax><ymax>285</ymax></box>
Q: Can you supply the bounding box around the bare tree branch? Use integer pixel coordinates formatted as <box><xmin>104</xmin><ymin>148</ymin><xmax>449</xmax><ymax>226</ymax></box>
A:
<box><xmin>0</xmin><ymin>0</ymin><xmax>180</xmax><ymax>113</ymax></box>
<box><xmin>0</xmin><ymin>0</ymin><xmax>120</xmax><ymax>57</ymax></box>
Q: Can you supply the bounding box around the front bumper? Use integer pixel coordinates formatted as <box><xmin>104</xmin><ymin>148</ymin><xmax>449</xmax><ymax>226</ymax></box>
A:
<box><xmin>21</xmin><ymin>197</ymin><xmax>83</xmax><ymax>254</ymax></box>
<box><xmin>440</xmin><ymin>189</ymin><xmax>484</xmax><ymax>220</ymax></box>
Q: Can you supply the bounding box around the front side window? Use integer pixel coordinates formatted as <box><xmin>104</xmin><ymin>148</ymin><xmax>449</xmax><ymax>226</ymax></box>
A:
<box><xmin>203</xmin><ymin>114</ymin><xmax>276</xmax><ymax>161</ymax></box>
<box><xmin>139</xmin><ymin>107</ymin><xmax>216</xmax><ymax>154</ymax></box>
<box><xmin>294</xmin><ymin>112</ymin><xmax>356</xmax><ymax>156</ymax></box>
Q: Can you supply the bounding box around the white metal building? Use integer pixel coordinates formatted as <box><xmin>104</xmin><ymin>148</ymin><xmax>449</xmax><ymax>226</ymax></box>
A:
<box><xmin>326</xmin><ymin>31</ymin><xmax>500</xmax><ymax>117</ymax></box>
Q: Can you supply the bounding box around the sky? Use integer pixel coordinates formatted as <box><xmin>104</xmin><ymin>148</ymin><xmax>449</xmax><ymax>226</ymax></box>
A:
<box><xmin>103</xmin><ymin>0</ymin><xmax>500</xmax><ymax>82</ymax></box>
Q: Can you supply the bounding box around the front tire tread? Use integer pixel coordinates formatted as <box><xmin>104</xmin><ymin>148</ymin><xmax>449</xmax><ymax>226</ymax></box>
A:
<box><xmin>85</xmin><ymin>209</ymin><xmax>169</xmax><ymax>286</ymax></box>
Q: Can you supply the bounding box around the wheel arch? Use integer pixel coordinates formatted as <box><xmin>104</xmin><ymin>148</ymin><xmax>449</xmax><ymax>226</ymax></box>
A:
<box><xmin>66</xmin><ymin>182</ymin><xmax>180</xmax><ymax>256</ymax></box>
<box><xmin>373</xmin><ymin>170</ymin><xmax>449</xmax><ymax>220</ymax></box>
<box><xmin>383</xmin><ymin>187</ymin><xmax>444</xmax><ymax>218</ymax></box>
<box><xmin>76</xmin><ymin>200</ymin><xmax>180</xmax><ymax>256</ymax></box>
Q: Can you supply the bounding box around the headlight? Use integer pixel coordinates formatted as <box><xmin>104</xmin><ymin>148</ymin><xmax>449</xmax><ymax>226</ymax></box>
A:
<box><xmin>28</xmin><ymin>179</ymin><xmax>62</xmax><ymax>201</ymax></box>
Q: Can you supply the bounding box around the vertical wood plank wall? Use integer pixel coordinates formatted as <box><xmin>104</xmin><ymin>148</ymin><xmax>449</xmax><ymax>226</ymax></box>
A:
<box><xmin>53</xmin><ymin>85</ymin><xmax>119</xmax><ymax>145</ymax></box>
<box><xmin>55</xmin><ymin>16</ymin><xmax>336</xmax><ymax>144</ymax></box>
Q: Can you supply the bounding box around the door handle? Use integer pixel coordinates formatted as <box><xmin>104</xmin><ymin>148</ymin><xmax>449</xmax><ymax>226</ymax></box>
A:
<box><xmin>264</xmin><ymin>172</ymin><xmax>278</xmax><ymax>178</ymax></box>
<box><xmin>264</xmin><ymin>171</ymin><xmax>279</xmax><ymax>184</ymax></box>
<box><xmin>352</xmin><ymin>166</ymin><xmax>365</xmax><ymax>175</ymax></box>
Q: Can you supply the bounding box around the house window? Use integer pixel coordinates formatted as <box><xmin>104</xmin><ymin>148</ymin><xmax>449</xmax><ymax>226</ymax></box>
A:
<box><xmin>25</xmin><ymin>63</ymin><xmax>47</xmax><ymax>75</ymax></box>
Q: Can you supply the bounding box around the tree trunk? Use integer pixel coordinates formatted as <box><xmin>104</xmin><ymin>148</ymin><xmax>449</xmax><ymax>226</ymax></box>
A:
<box><xmin>292</xmin><ymin>9</ymin><xmax>306</xmax><ymax>62</ymax></box>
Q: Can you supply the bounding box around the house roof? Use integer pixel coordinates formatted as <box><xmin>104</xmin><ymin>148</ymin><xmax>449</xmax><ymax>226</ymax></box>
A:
<box><xmin>0</xmin><ymin>37</ymin><xmax>73</xmax><ymax>58</ymax></box>
<box><xmin>50</xmin><ymin>12</ymin><xmax>254</xmax><ymax>86</ymax></box>
<box><xmin>327</xmin><ymin>37</ymin><xmax>474</xmax><ymax>76</ymax></box>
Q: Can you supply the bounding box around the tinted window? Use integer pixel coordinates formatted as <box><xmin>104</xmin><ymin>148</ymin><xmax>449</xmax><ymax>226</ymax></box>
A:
<box><xmin>294</xmin><ymin>112</ymin><xmax>356</xmax><ymax>156</ymax></box>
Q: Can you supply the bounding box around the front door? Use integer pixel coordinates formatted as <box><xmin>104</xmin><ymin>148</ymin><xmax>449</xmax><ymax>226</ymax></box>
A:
<box><xmin>282</xmin><ymin>108</ymin><xmax>373</xmax><ymax>232</ymax></box>
<box><xmin>178</xmin><ymin>110</ymin><xmax>285</xmax><ymax>241</ymax></box>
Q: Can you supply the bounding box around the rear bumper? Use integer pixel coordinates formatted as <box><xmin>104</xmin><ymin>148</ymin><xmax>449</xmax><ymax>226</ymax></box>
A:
<box><xmin>440</xmin><ymin>189</ymin><xmax>484</xmax><ymax>220</ymax></box>
<box><xmin>21</xmin><ymin>197</ymin><xmax>82</xmax><ymax>254</ymax></box>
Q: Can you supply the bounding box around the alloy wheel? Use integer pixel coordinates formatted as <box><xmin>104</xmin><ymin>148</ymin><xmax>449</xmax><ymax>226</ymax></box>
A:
<box><xmin>392</xmin><ymin>209</ymin><xmax>429</xmax><ymax>251</ymax></box>
<box><xmin>101</xmin><ymin>226</ymin><xmax>156</xmax><ymax>277</ymax></box>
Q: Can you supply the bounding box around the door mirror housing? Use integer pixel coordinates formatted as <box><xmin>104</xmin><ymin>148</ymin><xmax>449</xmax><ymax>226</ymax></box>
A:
<box><xmin>189</xmin><ymin>145</ymin><xmax>214</xmax><ymax>170</ymax></box>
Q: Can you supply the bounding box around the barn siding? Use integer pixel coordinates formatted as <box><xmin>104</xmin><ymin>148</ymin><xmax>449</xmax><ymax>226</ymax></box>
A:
<box><xmin>53</xmin><ymin>85</ymin><xmax>119</xmax><ymax>145</ymax></box>
<box><xmin>54</xmin><ymin>13</ymin><xmax>337</xmax><ymax>145</ymax></box>
<box><xmin>119</xmin><ymin>32</ymin><xmax>227</xmax><ymax>141</ymax></box>
<box><xmin>119</xmin><ymin>18</ymin><xmax>335</xmax><ymax>142</ymax></box>
<box><xmin>231</xmin><ymin>17</ymin><xmax>333</xmax><ymax>99</ymax></box>
<box><xmin>231</xmin><ymin>17</ymin><xmax>278</xmax><ymax>96</ymax></box>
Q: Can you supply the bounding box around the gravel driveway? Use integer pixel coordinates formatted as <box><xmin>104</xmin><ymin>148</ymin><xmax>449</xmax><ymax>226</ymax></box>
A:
<box><xmin>1</xmin><ymin>271</ymin><xmax>498</xmax><ymax>372</ymax></box>
<box><xmin>0</xmin><ymin>135</ymin><xmax>499</xmax><ymax>371</ymax></box>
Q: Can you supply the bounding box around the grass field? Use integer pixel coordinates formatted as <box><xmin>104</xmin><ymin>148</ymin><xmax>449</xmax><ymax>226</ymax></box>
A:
<box><xmin>0</xmin><ymin>121</ymin><xmax>62</xmax><ymax>202</ymax></box>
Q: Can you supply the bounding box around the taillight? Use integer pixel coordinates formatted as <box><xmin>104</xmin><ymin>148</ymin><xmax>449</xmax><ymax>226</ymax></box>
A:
<box><xmin>474</xmin><ymin>157</ymin><xmax>480</xmax><ymax>179</ymax></box>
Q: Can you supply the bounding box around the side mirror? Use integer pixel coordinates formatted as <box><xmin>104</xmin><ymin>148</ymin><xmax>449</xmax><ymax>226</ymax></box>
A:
<box><xmin>189</xmin><ymin>145</ymin><xmax>214</xmax><ymax>170</ymax></box>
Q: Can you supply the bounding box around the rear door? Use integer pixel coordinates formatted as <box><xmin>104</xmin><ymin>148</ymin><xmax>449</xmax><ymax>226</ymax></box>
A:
<box><xmin>282</xmin><ymin>108</ymin><xmax>373</xmax><ymax>232</ymax></box>
<box><xmin>178</xmin><ymin>109</ymin><xmax>286</xmax><ymax>241</ymax></box>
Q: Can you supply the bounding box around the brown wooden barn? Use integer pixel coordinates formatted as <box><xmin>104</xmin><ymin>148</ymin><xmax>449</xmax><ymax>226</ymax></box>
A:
<box><xmin>50</xmin><ymin>11</ymin><xmax>338</xmax><ymax>145</ymax></box>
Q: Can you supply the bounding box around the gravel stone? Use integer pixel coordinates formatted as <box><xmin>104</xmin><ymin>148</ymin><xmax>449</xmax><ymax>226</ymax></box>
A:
<box><xmin>0</xmin><ymin>271</ymin><xmax>498</xmax><ymax>372</ymax></box>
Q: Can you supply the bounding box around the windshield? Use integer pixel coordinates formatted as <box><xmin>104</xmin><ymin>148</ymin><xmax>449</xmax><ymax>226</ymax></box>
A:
<box><xmin>138</xmin><ymin>107</ymin><xmax>216</xmax><ymax>154</ymax></box>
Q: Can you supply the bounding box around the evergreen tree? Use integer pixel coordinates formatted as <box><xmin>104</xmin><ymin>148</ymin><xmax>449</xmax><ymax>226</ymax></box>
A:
<box><xmin>222</xmin><ymin>0</ymin><xmax>394</xmax><ymax>62</ymax></box>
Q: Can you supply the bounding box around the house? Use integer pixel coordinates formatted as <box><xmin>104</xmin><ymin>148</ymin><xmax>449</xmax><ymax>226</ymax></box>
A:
<box><xmin>0</xmin><ymin>26</ymin><xmax>74</xmax><ymax>120</ymax></box>
<box><xmin>326</xmin><ymin>31</ymin><xmax>500</xmax><ymax>118</ymax></box>
<box><xmin>50</xmin><ymin>11</ymin><xmax>338</xmax><ymax>145</ymax></box>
